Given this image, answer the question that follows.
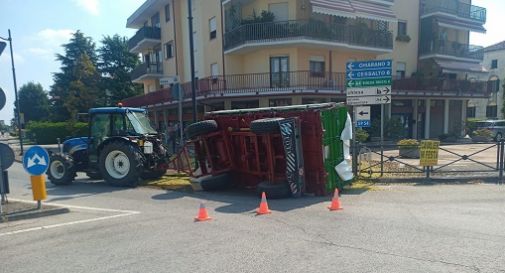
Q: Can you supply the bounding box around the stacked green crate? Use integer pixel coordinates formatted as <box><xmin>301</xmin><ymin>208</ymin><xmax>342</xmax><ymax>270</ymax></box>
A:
<box><xmin>321</xmin><ymin>106</ymin><xmax>350</xmax><ymax>192</ymax></box>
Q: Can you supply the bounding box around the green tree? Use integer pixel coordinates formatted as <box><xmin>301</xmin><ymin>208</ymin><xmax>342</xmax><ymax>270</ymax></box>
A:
<box><xmin>50</xmin><ymin>30</ymin><xmax>102</xmax><ymax>121</ymax></box>
<box><xmin>15</xmin><ymin>82</ymin><xmax>50</xmax><ymax>123</ymax></box>
<box><xmin>98</xmin><ymin>35</ymin><xmax>142</xmax><ymax>104</ymax></box>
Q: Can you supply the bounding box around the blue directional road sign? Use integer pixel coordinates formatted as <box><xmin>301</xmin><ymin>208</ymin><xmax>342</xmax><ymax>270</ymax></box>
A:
<box><xmin>357</xmin><ymin>120</ymin><xmax>371</xmax><ymax>128</ymax></box>
<box><xmin>23</xmin><ymin>146</ymin><xmax>50</xmax><ymax>176</ymax></box>
<box><xmin>346</xmin><ymin>60</ymin><xmax>392</xmax><ymax>71</ymax></box>
<box><xmin>347</xmin><ymin>69</ymin><xmax>391</xmax><ymax>80</ymax></box>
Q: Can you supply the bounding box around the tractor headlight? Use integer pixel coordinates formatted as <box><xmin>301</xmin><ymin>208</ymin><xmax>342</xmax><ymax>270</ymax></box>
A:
<box><xmin>143</xmin><ymin>141</ymin><xmax>153</xmax><ymax>154</ymax></box>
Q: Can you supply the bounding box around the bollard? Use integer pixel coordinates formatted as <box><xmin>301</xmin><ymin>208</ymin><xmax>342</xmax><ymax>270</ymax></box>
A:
<box><xmin>30</xmin><ymin>175</ymin><xmax>47</xmax><ymax>209</ymax></box>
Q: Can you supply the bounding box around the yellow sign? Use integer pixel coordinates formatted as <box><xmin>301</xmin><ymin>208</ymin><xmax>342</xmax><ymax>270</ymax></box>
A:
<box><xmin>419</xmin><ymin>140</ymin><xmax>440</xmax><ymax>166</ymax></box>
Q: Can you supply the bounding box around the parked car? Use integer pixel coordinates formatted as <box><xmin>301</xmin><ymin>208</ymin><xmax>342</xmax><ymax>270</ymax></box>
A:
<box><xmin>473</xmin><ymin>120</ymin><xmax>505</xmax><ymax>140</ymax></box>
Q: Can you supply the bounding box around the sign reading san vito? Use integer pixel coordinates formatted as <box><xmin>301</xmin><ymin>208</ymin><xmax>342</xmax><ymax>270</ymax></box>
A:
<box><xmin>346</xmin><ymin>60</ymin><xmax>392</xmax><ymax>106</ymax></box>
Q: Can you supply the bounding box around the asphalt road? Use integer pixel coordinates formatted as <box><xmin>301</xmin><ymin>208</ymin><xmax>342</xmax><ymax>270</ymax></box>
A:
<box><xmin>1</xmin><ymin>162</ymin><xmax>505</xmax><ymax>273</ymax></box>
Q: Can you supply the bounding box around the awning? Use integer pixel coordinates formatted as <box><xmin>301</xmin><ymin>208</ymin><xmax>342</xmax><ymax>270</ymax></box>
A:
<box><xmin>435</xmin><ymin>59</ymin><xmax>488</xmax><ymax>74</ymax></box>
<box><xmin>310</xmin><ymin>0</ymin><xmax>396</xmax><ymax>22</ymax></box>
<box><xmin>310</xmin><ymin>0</ymin><xmax>356</xmax><ymax>19</ymax></box>
<box><xmin>436</xmin><ymin>17</ymin><xmax>486</xmax><ymax>34</ymax></box>
<box><xmin>351</xmin><ymin>0</ymin><xmax>397</xmax><ymax>23</ymax></box>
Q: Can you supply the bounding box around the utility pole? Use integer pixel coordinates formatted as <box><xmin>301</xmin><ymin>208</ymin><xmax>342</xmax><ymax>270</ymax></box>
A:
<box><xmin>0</xmin><ymin>30</ymin><xmax>23</xmax><ymax>155</ymax></box>
<box><xmin>187</xmin><ymin>0</ymin><xmax>197</xmax><ymax>123</ymax></box>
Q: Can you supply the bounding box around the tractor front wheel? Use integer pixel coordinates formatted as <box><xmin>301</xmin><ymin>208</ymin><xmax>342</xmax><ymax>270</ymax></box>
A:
<box><xmin>47</xmin><ymin>154</ymin><xmax>76</xmax><ymax>186</ymax></box>
<box><xmin>99</xmin><ymin>142</ymin><xmax>143</xmax><ymax>187</ymax></box>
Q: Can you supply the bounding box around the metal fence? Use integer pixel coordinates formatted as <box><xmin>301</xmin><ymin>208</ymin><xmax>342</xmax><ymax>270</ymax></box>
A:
<box><xmin>356</xmin><ymin>140</ymin><xmax>505</xmax><ymax>184</ymax></box>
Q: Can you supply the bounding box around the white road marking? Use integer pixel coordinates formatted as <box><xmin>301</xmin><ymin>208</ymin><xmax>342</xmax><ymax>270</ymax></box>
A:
<box><xmin>0</xmin><ymin>199</ymin><xmax>140</xmax><ymax>237</ymax></box>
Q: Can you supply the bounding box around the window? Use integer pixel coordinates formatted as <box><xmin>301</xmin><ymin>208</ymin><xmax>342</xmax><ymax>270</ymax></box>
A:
<box><xmin>151</xmin><ymin>12</ymin><xmax>160</xmax><ymax>28</ymax></box>
<box><xmin>231</xmin><ymin>100</ymin><xmax>259</xmax><ymax>109</ymax></box>
<box><xmin>268</xmin><ymin>3</ymin><xmax>289</xmax><ymax>21</ymax></box>
<box><xmin>211</xmin><ymin>63</ymin><xmax>219</xmax><ymax>83</ymax></box>
<box><xmin>209</xmin><ymin>17</ymin><xmax>217</xmax><ymax>39</ymax></box>
<box><xmin>486</xmin><ymin>105</ymin><xmax>497</xmax><ymax>118</ymax></box>
<box><xmin>466</xmin><ymin>106</ymin><xmax>476</xmax><ymax>118</ymax></box>
<box><xmin>165</xmin><ymin>42</ymin><xmax>173</xmax><ymax>59</ymax></box>
<box><xmin>269</xmin><ymin>98</ymin><xmax>291</xmax><ymax>107</ymax></box>
<box><xmin>397</xmin><ymin>21</ymin><xmax>407</xmax><ymax>36</ymax></box>
<box><xmin>491</xmin><ymin>59</ymin><xmax>498</xmax><ymax>69</ymax></box>
<box><xmin>396</xmin><ymin>62</ymin><xmax>406</xmax><ymax>79</ymax></box>
<box><xmin>164</xmin><ymin>4</ymin><xmax>170</xmax><ymax>22</ymax></box>
<box><xmin>310</xmin><ymin>60</ymin><xmax>325</xmax><ymax>77</ymax></box>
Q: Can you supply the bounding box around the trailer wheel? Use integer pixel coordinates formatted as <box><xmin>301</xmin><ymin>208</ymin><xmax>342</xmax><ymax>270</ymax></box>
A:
<box><xmin>99</xmin><ymin>141</ymin><xmax>143</xmax><ymax>187</ymax></box>
<box><xmin>185</xmin><ymin>120</ymin><xmax>218</xmax><ymax>139</ymax></box>
<box><xmin>256</xmin><ymin>181</ymin><xmax>292</xmax><ymax>199</ymax></box>
<box><xmin>198</xmin><ymin>173</ymin><xmax>231</xmax><ymax>191</ymax></box>
<box><xmin>47</xmin><ymin>154</ymin><xmax>76</xmax><ymax>186</ymax></box>
<box><xmin>250</xmin><ymin>118</ymin><xmax>285</xmax><ymax>134</ymax></box>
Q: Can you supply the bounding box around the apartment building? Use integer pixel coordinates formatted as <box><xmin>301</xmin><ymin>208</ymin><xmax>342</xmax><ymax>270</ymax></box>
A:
<box><xmin>123</xmin><ymin>0</ymin><xmax>490</xmax><ymax>139</ymax></box>
<box><xmin>468</xmin><ymin>41</ymin><xmax>505</xmax><ymax>119</ymax></box>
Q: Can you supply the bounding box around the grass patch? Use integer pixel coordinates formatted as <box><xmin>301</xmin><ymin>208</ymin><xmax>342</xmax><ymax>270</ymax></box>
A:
<box><xmin>142</xmin><ymin>174</ymin><xmax>192</xmax><ymax>191</ymax></box>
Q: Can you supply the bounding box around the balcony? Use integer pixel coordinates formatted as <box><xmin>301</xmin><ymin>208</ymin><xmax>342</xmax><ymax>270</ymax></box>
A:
<box><xmin>420</xmin><ymin>40</ymin><xmax>484</xmax><ymax>61</ymax></box>
<box><xmin>128</xmin><ymin>26</ymin><xmax>161</xmax><ymax>53</ymax></box>
<box><xmin>130</xmin><ymin>62</ymin><xmax>163</xmax><ymax>83</ymax></box>
<box><xmin>421</xmin><ymin>0</ymin><xmax>486</xmax><ymax>23</ymax></box>
<box><xmin>121</xmin><ymin>71</ymin><xmax>493</xmax><ymax>107</ymax></box>
<box><xmin>393</xmin><ymin>77</ymin><xmax>490</xmax><ymax>97</ymax></box>
<box><xmin>223</xmin><ymin>20</ymin><xmax>393</xmax><ymax>54</ymax></box>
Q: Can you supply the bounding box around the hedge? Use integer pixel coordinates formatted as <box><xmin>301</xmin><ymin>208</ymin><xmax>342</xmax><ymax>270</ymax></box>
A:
<box><xmin>26</xmin><ymin>121</ymin><xmax>88</xmax><ymax>145</ymax></box>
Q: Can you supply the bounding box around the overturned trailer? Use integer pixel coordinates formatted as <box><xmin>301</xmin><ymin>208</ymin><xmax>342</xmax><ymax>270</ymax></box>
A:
<box><xmin>184</xmin><ymin>102</ymin><xmax>353</xmax><ymax>198</ymax></box>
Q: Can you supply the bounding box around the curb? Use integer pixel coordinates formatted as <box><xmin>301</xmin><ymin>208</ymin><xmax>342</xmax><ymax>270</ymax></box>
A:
<box><xmin>1</xmin><ymin>207</ymin><xmax>70</xmax><ymax>223</ymax></box>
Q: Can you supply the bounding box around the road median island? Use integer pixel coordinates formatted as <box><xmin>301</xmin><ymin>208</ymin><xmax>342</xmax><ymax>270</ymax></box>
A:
<box><xmin>0</xmin><ymin>200</ymin><xmax>69</xmax><ymax>223</ymax></box>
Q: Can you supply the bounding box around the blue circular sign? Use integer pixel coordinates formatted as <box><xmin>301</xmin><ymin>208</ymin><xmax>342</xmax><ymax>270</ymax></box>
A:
<box><xmin>23</xmin><ymin>146</ymin><xmax>50</xmax><ymax>176</ymax></box>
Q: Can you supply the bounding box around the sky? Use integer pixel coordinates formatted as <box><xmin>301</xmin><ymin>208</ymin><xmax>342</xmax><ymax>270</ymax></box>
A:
<box><xmin>0</xmin><ymin>0</ymin><xmax>504</xmax><ymax>123</ymax></box>
<box><xmin>0</xmin><ymin>0</ymin><xmax>144</xmax><ymax>123</ymax></box>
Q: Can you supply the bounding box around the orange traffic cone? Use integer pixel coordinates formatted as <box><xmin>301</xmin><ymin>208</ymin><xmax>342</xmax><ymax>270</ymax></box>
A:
<box><xmin>195</xmin><ymin>202</ymin><xmax>212</xmax><ymax>221</ymax></box>
<box><xmin>256</xmin><ymin>192</ymin><xmax>271</xmax><ymax>215</ymax></box>
<box><xmin>328</xmin><ymin>189</ymin><xmax>343</xmax><ymax>211</ymax></box>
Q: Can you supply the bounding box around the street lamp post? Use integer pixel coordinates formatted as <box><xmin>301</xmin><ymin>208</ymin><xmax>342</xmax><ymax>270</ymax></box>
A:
<box><xmin>0</xmin><ymin>29</ymin><xmax>23</xmax><ymax>155</ymax></box>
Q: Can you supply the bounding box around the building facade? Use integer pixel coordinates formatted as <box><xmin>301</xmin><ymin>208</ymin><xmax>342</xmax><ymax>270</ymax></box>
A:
<box><xmin>468</xmin><ymin>41</ymin><xmax>505</xmax><ymax>120</ymax></box>
<box><xmin>123</xmin><ymin>0</ymin><xmax>491</xmax><ymax>139</ymax></box>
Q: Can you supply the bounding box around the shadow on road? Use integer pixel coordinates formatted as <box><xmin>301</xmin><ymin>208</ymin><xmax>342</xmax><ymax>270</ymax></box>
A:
<box><xmin>151</xmin><ymin>187</ymin><xmax>329</xmax><ymax>213</ymax></box>
<box><xmin>45</xmin><ymin>177</ymin><xmax>130</xmax><ymax>202</ymax></box>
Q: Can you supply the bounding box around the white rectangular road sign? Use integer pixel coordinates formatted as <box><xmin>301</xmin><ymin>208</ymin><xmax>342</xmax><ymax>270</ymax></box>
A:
<box><xmin>355</xmin><ymin>106</ymin><xmax>371</xmax><ymax>121</ymax></box>
<box><xmin>347</xmin><ymin>86</ymin><xmax>391</xmax><ymax>97</ymax></box>
<box><xmin>346</xmin><ymin>95</ymin><xmax>391</xmax><ymax>106</ymax></box>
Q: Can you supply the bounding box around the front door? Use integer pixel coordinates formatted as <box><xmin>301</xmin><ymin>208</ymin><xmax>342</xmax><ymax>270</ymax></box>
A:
<box><xmin>88</xmin><ymin>113</ymin><xmax>111</xmax><ymax>165</ymax></box>
<box><xmin>270</xmin><ymin>56</ymin><xmax>289</xmax><ymax>88</ymax></box>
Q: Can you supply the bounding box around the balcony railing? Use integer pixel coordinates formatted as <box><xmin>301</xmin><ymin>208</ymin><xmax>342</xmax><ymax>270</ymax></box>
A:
<box><xmin>130</xmin><ymin>62</ymin><xmax>163</xmax><ymax>81</ymax></box>
<box><xmin>420</xmin><ymin>40</ymin><xmax>484</xmax><ymax>60</ymax></box>
<box><xmin>421</xmin><ymin>0</ymin><xmax>486</xmax><ymax>23</ymax></box>
<box><xmin>224</xmin><ymin>20</ymin><xmax>393</xmax><ymax>51</ymax></box>
<box><xmin>393</xmin><ymin>77</ymin><xmax>489</xmax><ymax>94</ymax></box>
<box><xmin>122</xmin><ymin>71</ymin><xmax>491</xmax><ymax>107</ymax></box>
<box><xmin>128</xmin><ymin>26</ymin><xmax>161</xmax><ymax>51</ymax></box>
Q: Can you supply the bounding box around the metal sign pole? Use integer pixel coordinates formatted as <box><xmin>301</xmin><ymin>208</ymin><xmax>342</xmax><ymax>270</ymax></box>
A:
<box><xmin>0</xmin><ymin>157</ymin><xmax>3</xmax><ymax>216</ymax></box>
<box><xmin>178</xmin><ymin>84</ymin><xmax>184</xmax><ymax>148</ymax></box>
<box><xmin>381</xmin><ymin>104</ymin><xmax>384</xmax><ymax>176</ymax></box>
<box><xmin>352</xmin><ymin>107</ymin><xmax>357</xmax><ymax>176</ymax></box>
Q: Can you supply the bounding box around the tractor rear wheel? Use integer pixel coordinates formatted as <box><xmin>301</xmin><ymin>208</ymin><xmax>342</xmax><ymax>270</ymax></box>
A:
<box><xmin>99</xmin><ymin>141</ymin><xmax>144</xmax><ymax>187</ymax></box>
<box><xmin>47</xmin><ymin>154</ymin><xmax>76</xmax><ymax>186</ymax></box>
<box><xmin>250</xmin><ymin>118</ymin><xmax>285</xmax><ymax>134</ymax></box>
<box><xmin>185</xmin><ymin>120</ymin><xmax>218</xmax><ymax>139</ymax></box>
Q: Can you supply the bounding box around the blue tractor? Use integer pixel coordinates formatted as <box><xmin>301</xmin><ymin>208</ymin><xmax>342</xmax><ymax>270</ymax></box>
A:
<box><xmin>47</xmin><ymin>107</ymin><xmax>169</xmax><ymax>187</ymax></box>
